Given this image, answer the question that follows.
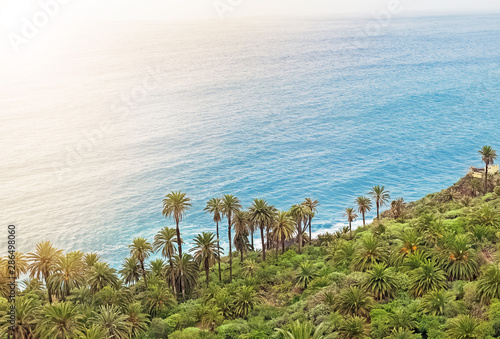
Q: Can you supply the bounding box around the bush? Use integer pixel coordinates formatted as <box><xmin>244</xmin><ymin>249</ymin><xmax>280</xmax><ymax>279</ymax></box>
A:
<box><xmin>170</xmin><ymin>327</ymin><xmax>200</xmax><ymax>339</ymax></box>
<box><xmin>217</xmin><ymin>319</ymin><xmax>251</xmax><ymax>339</ymax></box>
<box><xmin>495</xmin><ymin>186</ymin><xmax>500</xmax><ymax>197</ymax></box>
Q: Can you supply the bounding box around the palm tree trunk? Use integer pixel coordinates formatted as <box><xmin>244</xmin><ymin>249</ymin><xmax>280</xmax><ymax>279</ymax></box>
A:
<box><xmin>349</xmin><ymin>221</ymin><xmax>352</xmax><ymax>236</ymax></box>
<box><xmin>175</xmin><ymin>219</ymin><xmax>185</xmax><ymax>299</ymax></box>
<box><xmin>275</xmin><ymin>239</ymin><xmax>279</xmax><ymax>258</ymax></box>
<box><xmin>260</xmin><ymin>225</ymin><xmax>266</xmax><ymax>261</ymax></box>
<box><xmin>266</xmin><ymin>226</ymin><xmax>270</xmax><ymax>249</ymax></box>
<box><xmin>228</xmin><ymin>216</ymin><xmax>232</xmax><ymax>283</ymax></box>
<box><xmin>485</xmin><ymin>163</ymin><xmax>489</xmax><ymax>193</ymax></box>
<box><xmin>216</xmin><ymin>221</ymin><xmax>221</xmax><ymax>281</ymax></box>
<box><xmin>309</xmin><ymin>216</ymin><xmax>312</xmax><ymax>242</ymax></box>
<box><xmin>376</xmin><ymin>201</ymin><xmax>380</xmax><ymax>220</ymax></box>
<box><xmin>240</xmin><ymin>248</ymin><xmax>244</xmax><ymax>263</ymax></box>
<box><xmin>45</xmin><ymin>275</ymin><xmax>53</xmax><ymax>303</ymax></box>
<box><xmin>251</xmin><ymin>230</ymin><xmax>254</xmax><ymax>251</ymax></box>
<box><xmin>169</xmin><ymin>259</ymin><xmax>177</xmax><ymax>295</ymax></box>
<box><xmin>362</xmin><ymin>211</ymin><xmax>366</xmax><ymax>226</ymax></box>
<box><xmin>205</xmin><ymin>257</ymin><xmax>209</xmax><ymax>287</ymax></box>
<box><xmin>297</xmin><ymin>220</ymin><xmax>302</xmax><ymax>254</ymax></box>
<box><xmin>282</xmin><ymin>234</ymin><xmax>285</xmax><ymax>254</ymax></box>
<box><xmin>141</xmin><ymin>260</ymin><xmax>148</xmax><ymax>288</ymax></box>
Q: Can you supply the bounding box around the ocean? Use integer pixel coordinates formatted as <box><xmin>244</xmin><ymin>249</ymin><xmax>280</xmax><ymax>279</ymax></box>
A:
<box><xmin>2</xmin><ymin>14</ymin><xmax>500</xmax><ymax>267</ymax></box>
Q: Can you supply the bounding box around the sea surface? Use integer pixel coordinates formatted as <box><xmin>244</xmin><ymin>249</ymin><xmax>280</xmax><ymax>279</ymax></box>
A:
<box><xmin>2</xmin><ymin>14</ymin><xmax>500</xmax><ymax>267</ymax></box>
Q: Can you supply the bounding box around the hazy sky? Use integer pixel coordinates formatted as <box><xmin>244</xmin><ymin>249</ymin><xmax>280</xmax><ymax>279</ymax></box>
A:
<box><xmin>2</xmin><ymin>0</ymin><xmax>500</xmax><ymax>24</ymax></box>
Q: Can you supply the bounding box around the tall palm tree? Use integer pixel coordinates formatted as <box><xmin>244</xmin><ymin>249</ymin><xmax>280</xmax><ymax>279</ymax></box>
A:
<box><xmin>36</xmin><ymin>301</ymin><xmax>82</xmax><ymax>338</ymax></box>
<box><xmin>248</xmin><ymin>198</ymin><xmax>274</xmax><ymax>261</ymax></box>
<box><xmin>171</xmin><ymin>254</ymin><xmax>199</xmax><ymax>297</ymax></box>
<box><xmin>272</xmin><ymin>211</ymin><xmax>296</xmax><ymax>256</ymax></box>
<box><xmin>221</xmin><ymin>194</ymin><xmax>242</xmax><ymax>282</ymax></box>
<box><xmin>246</xmin><ymin>211</ymin><xmax>257</xmax><ymax>251</ymax></box>
<box><xmin>289</xmin><ymin>204</ymin><xmax>309</xmax><ymax>254</ymax></box>
<box><xmin>88</xmin><ymin>262</ymin><xmax>118</xmax><ymax>293</ymax></box>
<box><xmin>479</xmin><ymin>145</ymin><xmax>497</xmax><ymax>193</ymax></box>
<box><xmin>128</xmin><ymin>237</ymin><xmax>153</xmax><ymax>288</ymax></box>
<box><xmin>162</xmin><ymin>191</ymin><xmax>191</xmax><ymax>257</ymax></box>
<box><xmin>153</xmin><ymin>227</ymin><xmax>178</xmax><ymax>293</ymax></box>
<box><xmin>204</xmin><ymin>197</ymin><xmax>224</xmax><ymax>281</ymax></box>
<box><xmin>441</xmin><ymin>234</ymin><xmax>479</xmax><ymax>281</ymax></box>
<box><xmin>27</xmin><ymin>241</ymin><xmax>63</xmax><ymax>303</ymax></box>
<box><xmin>233</xmin><ymin>210</ymin><xmax>249</xmax><ymax>262</ymax></box>
<box><xmin>119</xmin><ymin>257</ymin><xmax>141</xmax><ymax>285</ymax></box>
<box><xmin>343</xmin><ymin>208</ymin><xmax>358</xmax><ymax>236</ymax></box>
<box><xmin>351</xmin><ymin>234</ymin><xmax>387</xmax><ymax>272</ymax></box>
<box><xmin>355</xmin><ymin>196</ymin><xmax>372</xmax><ymax>227</ymax></box>
<box><xmin>338</xmin><ymin>316</ymin><xmax>370</xmax><ymax>339</ymax></box>
<box><xmin>369</xmin><ymin>186</ymin><xmax>390</xmax><ymax>220</ymax></box>
<box><xmin>50</xmin><ymin>253</ymin><xmax>86</xmax><ymax>300</ymax></box>
<box><xmin>302</xmin><ymin>198</ymin><xmax>319</xmax><ymax>242</ymax></box>
<box><xmin>190</xmin><ymin>232</ymin><xmax>221</xmax><ymax>287</ymax></box>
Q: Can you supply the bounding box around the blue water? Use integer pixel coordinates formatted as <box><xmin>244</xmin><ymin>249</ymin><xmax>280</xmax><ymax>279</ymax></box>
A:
<box><xmin>2</xmin><ymin>14</ymin><xmax>500</xmax><ymax>267</ymax></box>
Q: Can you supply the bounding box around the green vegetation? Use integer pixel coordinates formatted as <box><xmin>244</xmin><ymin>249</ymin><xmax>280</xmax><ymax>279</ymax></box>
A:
<box><xmin>2</xmin><ymin>146</ymin><xmax>500</xmax><ymax>338</ymax></box>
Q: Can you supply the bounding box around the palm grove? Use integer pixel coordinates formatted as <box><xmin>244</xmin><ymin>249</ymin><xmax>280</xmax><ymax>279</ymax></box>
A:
<box><xmin>1</xmin><ymin>146</ymin><xmax>500</xmax><ymax>338</ymax></box>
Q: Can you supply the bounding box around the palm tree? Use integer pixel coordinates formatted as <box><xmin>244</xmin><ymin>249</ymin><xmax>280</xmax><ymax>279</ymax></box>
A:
<box><xmin>221</xmin><ymin>194</ymin><xmax>242</xmax><ymax>282</ymax></box>
<box><xmin>369</xmin><ymin>186</ymin><xmax>390</xmax><ymax>220</ymax></box>
<box><xmin>477</xmin><ymin>264</ymin><xmax>500</xmax><ymax>302</ymax></box>
<box><xmin>234</xmin><ymin>285</ymin><xmax>258</xmax><ymax>319</ymax></box>
<box><xmin>272</xmin><ymin>211</ymin><xmax>296</xmax><ymax>256</ymax></box>
<box><xmin>302</xmin><ymin>198</ymin><xmax>319</xmax><ymax>242</ymax></box>
<box><xmin>289</xmin><ymin>203</ymin><xmax>309</xmax><ymax>254</ymax></box>
<box><xmin>248</xmin><ymin>198</ymin><xmax>274</xmax><ymax>261</ymax></box>
<box><xmin>446</xmin><ymin>315</ymin><xmax>484</xmax><ymax>339</ymax></box>
<box><xmin>336</xmin><ymin>286</ymin><xmax>374</xmax><ymax>318</ymax></box>
<box><xmin>362</xmin><ymin>263</ymin><xmax>397</xmax><ymax>300</ymax></box>
<box><xmin>276</xmin><ymin>320</ymin><xmax>330</xmax><ymax>339</ymax></box>
<box><xmin>145</xmin><ymin>284</ymin><xmax>176</xmax><ymax>316</ymax></box>
<box><xmin>421</xmin><ymin>290</ymin><xmax>453</xmax><ymax>316</ymax></box>
<box><xmin>119</xmin><ymin>257</ymin><xmax>141</xmax><ymax>285</ymax></box>
<box><xmin>386</xmin><ymin>308</ymin><xmax>417</xmax><ymax>332</ymax></box>
<box><xmin>338</xmin><ymin>316</ymin><xmax>370</xmax><ymax>339</ymax></box>
<box><xmin>242</xmin><ymin>259</ymin><xmax>259</xmax><ymax>278</ymax></box>
<box><xmin>36</xmin><ymin>301</ymin><xmax>82</xmax><ymax>338</ymax></box>
<box><xmin>441</xmin><ymin>234</ymin><xmax>479</xmax><ymax>281</ymax></box>
<box><xmin>343</xmin><ymin>208</ymin><xmax>358</xmax><ymax>235</ymax></box>
<box><xmin>233</xmin><ymin>210</ymin><xmax>249</xmax><ymax>262</ymax></box>
<box><xmin>190</xmin><ymin>232</ymin><xmax>221</xmax><ymax>287</ymax></box>
<box><xmin>153</xmin><ymin>227</ymin><xmax>178</xmax><ymax>293</ymax></box>
<box><xmin>295</xmin><ymin>261</ymin><xmax>318</xmax><ymax>289</ymax></box>
<box><xmin>356</xmin><ymin>197</ymin><xmax>372</xmax><ymax>227</ymax></box>
<box><xmin>332</xmin><ymin>240</ymin><xmax>357</xmax><ymax>267</ymax></box>
<box><xmin>50</xmin><ymin>253</ymin><xmax>86</xmax><ymax>300</ymax></box>
<box><xmin>386</xmin><ymin>327</ymin><xmax>416</xmax><ymax>339</ymax></box>
<box><xmin>479</xmin><ymin>145</ymin><xmax>497</xmax><ymax>193</ymax></box>
<box><xmin>351</xmin><ymin>234</ymin><xmax>387</xmax><ymax>272</ymax></box>
<box><xmin>88</xmin><ymin>262</ymin><xmax>118</xmax><ymax>293</ymax></box>
<box><xmin>204</xmin><ymin>197</ymin><xmax>224</xmax><ymax>281</ymax></box>
<box><xmin>6</xmin><ymin>251</ymin><xmax>29</xmax><ymax>279</ymax></box>
<box><xmin>75</xmin><ymin>325</ymin><xmax>107</xmax><ymax>339</ymax></box>
<box><xmin>129</xmin><ymin>237</ymin><xmax>153</xmax><ymax>288</ymax></box>
<box><xmin>92</xmin><ymin>305</ymin><xmax>131</xmax><ymax>339</ymax></box>
<box><xmin>27</xmin><ymin>241</ymin><xmax>63</xmax><ymax>303</ymax></box>
<box><xmin>1</xmin><ymin>296</ymin><xmax>39</xmax><ymax>338</ymax></box>
<box><xmin>409</xmin><ymin>259</ymin><xmax>447</xmax><ymax>297</ymax></box>
<box><xmin>84</xmin><ymin>253</ymin><xmax>100</xmax><ymax>267</ymax></box>
<box><xmin>171</xmin><ymin>254</ymin><xmax>199</xmax><ymax>297</ymax></box>
<box><xmin>125</xmin><ymin>302</ymin><xmax>149</xmax><ymax>338</ymax></box>
<box><xmin>162</xmin><ymin>191</ymin><xmax>191</xmax><ymax>258</ymax></box>
<box><xmin>246</xmin><ymin>211</ymin><xmax>257</xmax><ymax>251</ymax></box>
<box><xmin>201</xmin><ymin>305</ymin><xmax>224</xmax><ymax>332</ymax></box>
